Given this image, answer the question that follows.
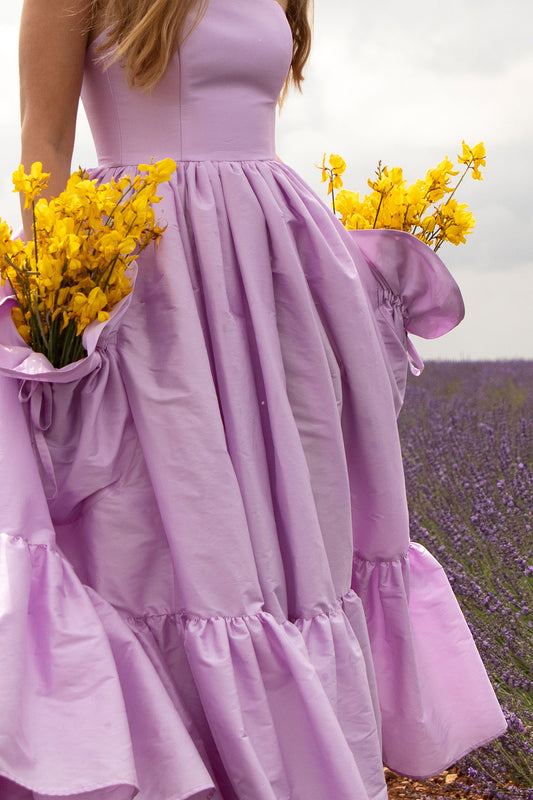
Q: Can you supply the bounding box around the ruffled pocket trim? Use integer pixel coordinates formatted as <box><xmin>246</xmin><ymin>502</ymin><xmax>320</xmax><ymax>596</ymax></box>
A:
<box><xmin>0</xmin><ymin>265</ymin><xmax>136</xmax><ymax>384</ymax></box>
<box><xmin>345</xmin><ymin>229</ymin><xmax>465</xmax><ymax>410</ymax></box>
<box><xmin>351</xmin><ymin>229</ymin><xmax>465</xmax><ymax>339</ymax></box>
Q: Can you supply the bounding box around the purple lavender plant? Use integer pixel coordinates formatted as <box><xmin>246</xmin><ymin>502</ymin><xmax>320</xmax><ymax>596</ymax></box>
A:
<box><xmin>399</xmin><ymin>361</ymin><xmax>533</xmax><ymax>799</ymax></box>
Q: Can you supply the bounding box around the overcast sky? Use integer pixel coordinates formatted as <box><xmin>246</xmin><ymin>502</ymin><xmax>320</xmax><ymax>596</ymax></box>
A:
<box><xmin>1</xmin><ymin>0</ymin><xmax>532</xmax><ymax>360</ymax></box>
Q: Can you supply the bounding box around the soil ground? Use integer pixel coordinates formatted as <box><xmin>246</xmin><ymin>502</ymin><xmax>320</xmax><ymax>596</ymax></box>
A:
<box><xmin>385</xmin><ymin>767</ymin><xmax>492</xmax><ymax>800</ymax></box>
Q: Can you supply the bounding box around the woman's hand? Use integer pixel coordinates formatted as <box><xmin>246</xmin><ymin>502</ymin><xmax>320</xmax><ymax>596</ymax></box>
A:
<box><xmin>19</xmin><ymin>0</ymin><xmax>92</xmax><ymax>235</ymax></box>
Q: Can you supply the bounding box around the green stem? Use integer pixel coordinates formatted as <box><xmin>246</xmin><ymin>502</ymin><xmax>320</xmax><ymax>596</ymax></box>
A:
<box><xmin>58</xmin><ymin>319</ymin><xmax>75</xmax><ymax>368</ymax></box>
<box><xmin>373</xmin><ymin>192</ymin><xmax>386</xmax><ymax>229</ymax></box>
<box><xmin>98</xmin><ymin>254</ymin><xmax>120</xmax><ymax>291</ymax></box>
<box><xmin>445</xmin><ymin>162</ymin><xmax>472</xmax><ymax>206</ymax></box>
<box><xmin>31</xmin><ymin>292</ymin><xmax>49</xmax><ymax>356</ymax></box>
<box><xmin>29</xmin><ymin>314</ymin><xmax>43</xmax><ymax>354</ymax></box>
<box><xmin>65</xmin><ymin>324</ymin><xmax>82</xmax><ymax>368</ymax></box>
<box><xmin>50</xmin><ymin>312</ymin><xmax>63</xmax><ymax>366</ymax></box>
<box><xmin>103</xmin><ymin>178</ymin><xmax>149</xmax><ymax>226</ymax></box>
<box><xmin>99</xmin><ymin>217</ymin><xmax>138</xmax><ymax>291</ymax></box>
<box><xmin>70</xmin><ymin>336</ymin><xmax>86</xmax><ymax>364</ymax></box>
<box><xmin>32</xmin><ymin>201</ymin><xmax>39</xmax><ymax>264</ymax></box>
<box><xmin>5</xmin><ymin>255</ymin><xmax>38</xmax><ymax>277</ymax></box>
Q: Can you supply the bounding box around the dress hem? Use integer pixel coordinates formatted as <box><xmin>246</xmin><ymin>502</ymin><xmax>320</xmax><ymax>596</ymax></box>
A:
<box><xmin>384</xmin><ymin>722</ymin><xmax>509</xmax><ymax>780</ymax></box>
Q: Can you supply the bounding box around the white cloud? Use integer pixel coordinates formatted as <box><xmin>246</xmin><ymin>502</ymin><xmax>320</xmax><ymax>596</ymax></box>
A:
<box><xmin>1</xmin><ymin>0</ymin><xmax>532</xmax><ymax>358</ymax></box>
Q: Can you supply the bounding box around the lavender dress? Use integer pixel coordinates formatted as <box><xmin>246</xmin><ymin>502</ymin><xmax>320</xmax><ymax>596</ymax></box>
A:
<box><xmin>0</xmin><ymin>1</ymin><xmax>506</xmax><ymax>798</ymax></box>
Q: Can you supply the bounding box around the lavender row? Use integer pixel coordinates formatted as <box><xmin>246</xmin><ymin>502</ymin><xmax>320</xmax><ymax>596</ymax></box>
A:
<box><xmin>399</xmin><ymin>361</ymin><xmax>533</xmax><ymax>799</ymax></box>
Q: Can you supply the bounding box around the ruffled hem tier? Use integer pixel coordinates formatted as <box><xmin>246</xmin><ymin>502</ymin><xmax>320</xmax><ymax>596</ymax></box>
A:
<box><xmin>0</xmin><ymin>533</ymin><xmax>216</xmax><ymax>800</ymax></box>
<box><xmin>0</xmin><ymin>528</ymin><xmax>505</xmax><ymax>800</ymax></box>
<box><xmin>352</xmin><ymin>543</ymin><xmax>507</xmax><ymax>778</ymax></box>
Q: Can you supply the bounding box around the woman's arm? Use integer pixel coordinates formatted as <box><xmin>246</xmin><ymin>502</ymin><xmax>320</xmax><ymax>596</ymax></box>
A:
<box><xmin>19</xmin><ymin>0</ymin><xmax>92</xmax><ymax>234</ymax></box>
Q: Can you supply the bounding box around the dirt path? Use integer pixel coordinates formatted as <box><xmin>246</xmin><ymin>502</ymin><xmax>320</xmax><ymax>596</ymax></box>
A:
<box><xmin>385</xmin><ymin>767</ymin><xmax>493</xmax><ymax>800</ymax></box>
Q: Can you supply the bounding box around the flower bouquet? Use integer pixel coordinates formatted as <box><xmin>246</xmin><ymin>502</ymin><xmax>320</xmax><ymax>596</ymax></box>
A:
<box><xmin>319</xmin><ymin>141</ymin><xmax>486</xmax><ymax>251</ymax></box>
<box><xmin>0</xmin><ymin>158</ymin><xmax>176</xmax><ymax>369</ymax></box>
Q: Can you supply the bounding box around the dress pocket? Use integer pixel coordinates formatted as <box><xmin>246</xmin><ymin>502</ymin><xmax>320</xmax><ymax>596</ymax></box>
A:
<box><xmin>346</xmin><ymin>229</ymin><xmax>465</xmax><ymax>411</ymax></box>
<box><xmin>0</xmin><ymin>272</ymin><xmax>137</xmax><ymax>507</ymax></box>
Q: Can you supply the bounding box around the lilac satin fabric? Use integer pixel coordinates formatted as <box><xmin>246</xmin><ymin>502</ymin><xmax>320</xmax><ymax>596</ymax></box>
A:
<box><xmin>0</xmin><ymin>0</ymin><xmax>505</xmax><ymax>798</ymax></box>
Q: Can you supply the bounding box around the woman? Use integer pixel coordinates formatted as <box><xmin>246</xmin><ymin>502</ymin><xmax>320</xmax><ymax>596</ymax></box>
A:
<box><xmin>0</xmin><ymin>0</ymin><xmax>506</xmax><ymax>798</ymax></box>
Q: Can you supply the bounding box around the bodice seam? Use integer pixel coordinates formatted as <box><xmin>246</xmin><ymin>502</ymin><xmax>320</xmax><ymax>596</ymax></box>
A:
<box><xmin>94</xmin><ymin>158</ymin><xmax>281</xmax><ymax>169</ymax></box>
<box><xmin>102</xmin><ymin>61</ymin><xmax>123</xmax><ymax>165</ymax></box>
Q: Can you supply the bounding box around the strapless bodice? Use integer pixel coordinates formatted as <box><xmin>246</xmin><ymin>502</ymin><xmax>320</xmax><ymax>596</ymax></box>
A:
<box><xmin>81</xmin><ymin>0</ymin><xmax>293</xmax><ymax>165</ymax></box>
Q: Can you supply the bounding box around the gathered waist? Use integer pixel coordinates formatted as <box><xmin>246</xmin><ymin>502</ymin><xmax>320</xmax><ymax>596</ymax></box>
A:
<box><xmin>95</xmin><ymin>156</ymin><xmax>280</xmax><ymax>169</ymax></box>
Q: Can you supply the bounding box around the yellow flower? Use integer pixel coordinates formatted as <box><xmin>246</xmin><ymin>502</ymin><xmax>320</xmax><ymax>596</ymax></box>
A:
<box><xmin>6</xmin><ymin>160</ymin><xmax>174</xmax><ymax>365</ymax></box>
<box><xmin>36</xmin><ymin>253</ymin><xmax>63</xmax><ymax>293</ymax></box>
<box><xmin>458</xmin><ymin>141</ymin><xmax>486</xmax><ymax>166</ymax></box>
<box><xmin>385</xmin><ymin>166</ymin><xmax>404</xmax><ymax>186</ymax></box>
<box><xmin>319</xmin><ymin>142</ymin><xmax>484</xmax><ymax>251</ymax></box>
<box><xmin>138</xmin><ymin>158</ymin><xmax>177</xmax><ymax>184</ymax></box>
<box><xmin>12</xmin><ymin>162</ymin><xmax>51</xmax><ymax>208</ymax></box>
<box><xmin>318</xmin><ymin>154</ymin><xmax>346</xmax><ymax>194</ymax></box>
<box><xmin>437</xmin><ymin>199</ymin><xmax>475</xmax><ymax>245</ymax></box>
<box><xmin>406</xmin><ymin>180</ymin><xmax>426</xmax><ymax>207</ymax></box>
<box><xmin>328</xmin><ymin>154</ymin><xmax>346</xmax><ymax>175</ymax></box>
<box><xmin>457</xmin><ymin>141</ymin><xmax>486</xmax><ymax>181</ymax></box>
<box><xmin>56</xmin><ymin>287</ymin><xmax>72</xmax><ymax>306</ymax></box>
<box><xmin>11</xmin><ymin>303</ymin><xmax>32</xmax><ymax>343</ymax></box>
<box><xmin>334</xmin><ymin>190</ymin><xmax>359</xmax><ymax>219</ymax></box>
<box><xmin>0</xmin><ymin>219</ymin><xmax>12</xmax><ymax>247</ymax></box>
<box><xmin>368</xmin><ymin>174</ymin><xmax>393</xmax><ymax>195</ymax></box>
<box><xmin>71</xmin><ymin>286</ymin><xmax>109</xmax><ymax>334</ymax></box>
<box><xmin>420</xmin><ymin>216</ymin><xmax>436</xmax><ymax>233</ymax></box>
<box><xmin>94</xmin><ymin>230</ymin><xmax>128</xmax><ymax>259</ymax></box>
<box><xmin>319</xmin><ymin>153</ymin><xmax>329</xmax><ymax>183</ymax></box>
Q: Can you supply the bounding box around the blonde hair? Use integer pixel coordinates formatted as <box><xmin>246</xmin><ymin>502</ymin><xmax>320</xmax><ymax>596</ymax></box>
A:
<box><xmin>91</xmin><ymin>0</ymin><xmax>313</xmax><ymax>94</ymax></box>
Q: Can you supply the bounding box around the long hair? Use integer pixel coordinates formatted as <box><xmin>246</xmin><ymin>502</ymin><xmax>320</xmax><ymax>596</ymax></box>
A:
<box><xmin>91</xmin><ymin>0</ymin><xmax>313</xmax><ymax>95</ymax></box>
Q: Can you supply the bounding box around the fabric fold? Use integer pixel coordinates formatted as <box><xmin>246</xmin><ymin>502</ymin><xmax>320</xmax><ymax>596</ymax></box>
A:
<box><xmin>0</xmin><ymin>529</ymin><xmax>217</xmax><ymax>800</ymax></box>
<box><xmin>0</xmin><ymin>532</ymin><xmax>139</xmax><ymax>800</ymax></box>
<box><xmin>0</xmin><ymin>363</ymin><xmax>216</xmax><ymax>800</ymax></box>
<box><xmin>352</xmin><ymin>542</ymin><xmax>507</xmax><ymax>778</ymax></box>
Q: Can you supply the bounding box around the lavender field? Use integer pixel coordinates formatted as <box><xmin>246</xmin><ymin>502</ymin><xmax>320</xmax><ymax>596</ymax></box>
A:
<box><xmin>399</xmin><ymin>361</ymin><xmax>533</xmax><ymax>799</ymax></box>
